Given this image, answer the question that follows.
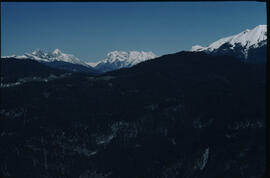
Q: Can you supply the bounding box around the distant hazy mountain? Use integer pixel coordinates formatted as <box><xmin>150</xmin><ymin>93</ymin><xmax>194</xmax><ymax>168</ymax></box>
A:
<box><xmin>2</xmin><ymin>49</ymin><xmax>100</xmax><ymax>74</ymax></box>
<box><xmin>92</xmin><ymin>51</ymin><xmax>158</xmax><ymax>72</ymax></box>
<box><xmin>190</xmin><ymin>25</ymin><xmax>267</xmax><ymax>63</ymax></box>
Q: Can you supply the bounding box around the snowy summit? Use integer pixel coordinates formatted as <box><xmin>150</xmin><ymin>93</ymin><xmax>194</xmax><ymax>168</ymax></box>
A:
<box><xmin>25</xmin><ymin>49</ymin><xmax>89</xmax><ymax>67</ymax></box>
<box><xmin>2</xmin><ymin>49</ymin><xmax>90</xmax><ymax>67</ymax></box>
<box><xmin>94</xmin><ymin>51</ymin><xmax>158</xmax><ymax>72</ymax></box>
<box><xmin>190</xmin><ymin>25</ymin><xmax>267</xmax><ymax>59</ymax></box>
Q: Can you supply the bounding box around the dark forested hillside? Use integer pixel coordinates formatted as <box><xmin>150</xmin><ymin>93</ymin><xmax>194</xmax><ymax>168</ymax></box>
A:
<box><xmin>0</xmin><ymin>52</ymin><xmax>266</xmax><ymax>178</ymax></box>
<box><xmin>41</xmin><ymin>60</ymin><xmax>102</xmax><ymax>75</ymax></box>
<box><xmin>1</xmin><ymin>58</ymin><xmax>67</xmax><ymax>82</ymax></box>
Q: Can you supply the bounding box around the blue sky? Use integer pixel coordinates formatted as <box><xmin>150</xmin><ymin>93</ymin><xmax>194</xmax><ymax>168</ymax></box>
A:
<box><xmin>1</xmin><ymin>2</ymin><xmax>266</xmax><ymax>62</ymax></box>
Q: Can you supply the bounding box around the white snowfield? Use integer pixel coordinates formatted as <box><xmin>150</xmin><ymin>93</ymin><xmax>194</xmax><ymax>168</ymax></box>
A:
<box><xmin>2</xmin><ymin>25</ymin><xmax>266</xmax><ymax>71</ymax></box>
<box><xmin>190</xmin><ymin>25</ymin><xmax>267</xmax><ymax>58</ymax></box>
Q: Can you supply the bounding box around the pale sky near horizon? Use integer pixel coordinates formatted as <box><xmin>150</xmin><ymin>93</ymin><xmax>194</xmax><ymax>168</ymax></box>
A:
<box><xmin>1</xmin><ymin>2</ymin><xmax>267</xmax><ymax>62</ymax></box>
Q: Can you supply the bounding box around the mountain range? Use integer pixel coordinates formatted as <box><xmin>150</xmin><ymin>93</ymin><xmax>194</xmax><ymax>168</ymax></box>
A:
<box><xmin>1</xmin><ymin>24</ymin><xmax>267</xmax><ymax>73</ymax></box>
<box><xmin>2</xmin><ymin>49</ymin><xmax>157</xmax><ymax>73</ymax></box>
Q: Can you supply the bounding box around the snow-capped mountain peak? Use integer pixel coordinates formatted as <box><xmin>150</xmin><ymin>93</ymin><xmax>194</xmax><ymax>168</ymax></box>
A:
<box><xmin>104</xmin><ymin>50</ymin><xmax>157</xmax><ymax>64</ymax></box>
<box><xmin>209</xmin><ymin>25</ymin><xmax>266</xmax><ymax>50</ymax></box>
<box><xmin>32</xmin><ymin>49</ymin><xmax>46</xmax><ymax>56</ymax></box>
<box><xmin>106</xmin><ymin>51</ymin><xmax>129</xmax><ymax>62</ymax></box>
<box><xmin>190</xmin><ymin>25</ymin><xmax>267</xmax><ymax>60</ymax></box>
<box><xmin>51</xmin><ymin>48</ymin><xmax>62</xmax><ymax>55</ymax></box>
<box><xmin>95</xmin><ymin>50</ymin><xmax>158</xmax><ymax>72</ymax></box>
<box><xmin>6</xmin><ymin>49</ymin><xmax>90</xmax><ymax>67</ymax></box>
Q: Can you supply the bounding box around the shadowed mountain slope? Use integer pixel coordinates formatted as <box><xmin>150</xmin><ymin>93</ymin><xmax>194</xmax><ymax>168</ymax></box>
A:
<box><xmin>0</xmin><ymin>51</ymin><xmax>265</xmax><ymax>178</ymax></box>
